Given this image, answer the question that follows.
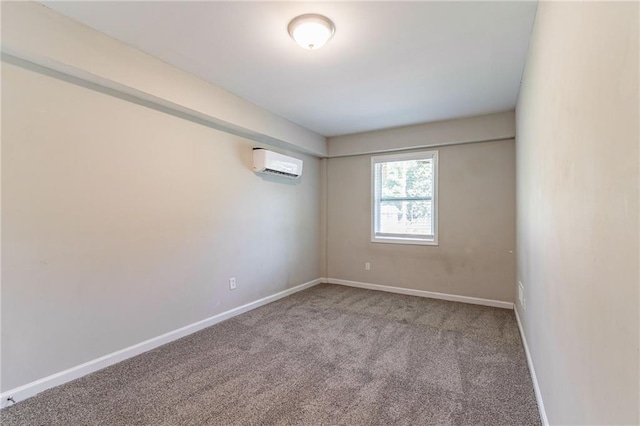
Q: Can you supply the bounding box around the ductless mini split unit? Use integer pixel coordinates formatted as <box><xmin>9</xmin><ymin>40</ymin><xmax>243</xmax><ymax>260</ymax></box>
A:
<box><xmin>252</xmin><ymin>149</ymin><xmax>303</xmax><ymax>179</ymax></box>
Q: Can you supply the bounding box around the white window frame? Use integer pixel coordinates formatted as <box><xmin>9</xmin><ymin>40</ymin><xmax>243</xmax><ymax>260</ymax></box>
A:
<box><xmin>371</xmin><ymin>150</ymin><xmax>438</xmax><ymax>246</ymax></box>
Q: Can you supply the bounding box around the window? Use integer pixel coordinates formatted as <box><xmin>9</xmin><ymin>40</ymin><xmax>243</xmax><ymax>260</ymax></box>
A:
<box><xmin>371</xmin><ymin>150</ymin><xmax>438</xmax><ymax>245</ymax></box>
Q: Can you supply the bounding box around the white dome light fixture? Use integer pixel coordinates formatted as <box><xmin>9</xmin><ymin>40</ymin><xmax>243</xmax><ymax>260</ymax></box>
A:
<box><xmin>288</xmin><ymin>14</ymin><xmax>335</xmax><ymax>50</ymax></box>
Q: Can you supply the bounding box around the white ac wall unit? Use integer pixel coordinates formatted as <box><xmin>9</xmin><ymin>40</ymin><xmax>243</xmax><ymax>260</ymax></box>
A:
<box><xmin>252</xmin><ymin>149</ymin><xmax>303</xmax><ymax>179</ymax></box>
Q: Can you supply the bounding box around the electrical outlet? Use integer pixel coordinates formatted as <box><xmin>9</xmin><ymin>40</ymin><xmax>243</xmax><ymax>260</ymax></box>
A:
<box><xmin>229</xmin><ymin>277</ymin><xmax>236</xmax><ymax>290</ymax></box>
<box><xmin>518</xmin><ymin>281</ymin><xmax>525</xmax><ymax>310</ymax></box>
<box><xmin>365</xmin><ymin>262</ymin><xmax>370</xmax><ymax>271</ymax></box>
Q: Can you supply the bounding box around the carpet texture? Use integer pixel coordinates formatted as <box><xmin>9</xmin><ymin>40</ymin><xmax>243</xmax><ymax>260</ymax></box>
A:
<box><xmin>1</xmin><ymin>284</ymin><xmax>540</xmax><ymax>425</ymax></box>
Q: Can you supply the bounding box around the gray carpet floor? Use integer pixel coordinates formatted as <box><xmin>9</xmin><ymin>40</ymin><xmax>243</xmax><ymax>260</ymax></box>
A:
<box><xmin>1</xmin><ymin>284</ymin><xmax>540</xmax><ymax>425</ymax></box>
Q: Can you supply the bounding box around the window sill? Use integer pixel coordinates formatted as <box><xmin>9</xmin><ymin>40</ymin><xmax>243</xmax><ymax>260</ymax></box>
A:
<box><xmin>371</xmin><ymin>236</ymin><xmax>439</xmax><ymax>246</ymax></box>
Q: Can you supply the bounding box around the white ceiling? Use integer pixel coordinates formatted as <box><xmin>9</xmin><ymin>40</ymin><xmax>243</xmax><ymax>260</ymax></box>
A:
<box><xmin>42</xmin><ymin>1</ymin><xmax>537</xmax><ymax>137</ymax></box>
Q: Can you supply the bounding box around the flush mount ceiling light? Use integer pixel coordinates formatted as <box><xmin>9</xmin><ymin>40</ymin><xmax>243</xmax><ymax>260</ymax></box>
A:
<box><xmin>288</xmin><ymin>14</ymin><xmax>335</xmax><ymax>50</ymax></box>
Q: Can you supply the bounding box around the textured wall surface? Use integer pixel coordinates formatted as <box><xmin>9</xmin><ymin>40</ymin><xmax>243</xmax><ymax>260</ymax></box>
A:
<box><xmin>1</xmin><ymin>60</ymin><xmax>323</xmax><ymax>391</ymax></box>
<box><xmin>327</xmin><ymin>140</ymin><xmax>516</xmax><ymax>303</ymax></box>
<box><xmin>516</xmin><ymin>2</ymin><xmax>639</xmax><ymax>424</ymax></box>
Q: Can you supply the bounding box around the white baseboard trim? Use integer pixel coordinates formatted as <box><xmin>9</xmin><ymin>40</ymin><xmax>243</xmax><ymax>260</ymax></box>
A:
<box><xmin>327</xmin><ymin>278</ymin><xmax>514</xmax><ymax>309</ymax></box>
<box><xmin>514</xmin><ymin>307</ymin><xmax>549</xmax><ymax>426</ymax></box>
<box><xmin>0</xmin><ymin>278</ymin><xmax>324</xmax><ymax>409</ymax></box>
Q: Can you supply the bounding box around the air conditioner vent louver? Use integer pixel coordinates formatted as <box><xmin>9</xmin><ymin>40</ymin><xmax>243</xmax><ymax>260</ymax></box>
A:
<box><xmin>253</xmin><ymin>149</ymin><xmax>303</xmax><ymax>179</ymax></box>
<box><xmin>264</xmin><ymin>168</ymin><xmax>299</xmax><ymax>178</ymax></box>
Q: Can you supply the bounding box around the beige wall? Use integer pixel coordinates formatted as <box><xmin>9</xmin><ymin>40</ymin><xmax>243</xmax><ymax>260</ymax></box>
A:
<box><xmin>328</xmin><ymin>111</ymin><xmax>515</xmax><ymax>157</ymax></box>
<box><xmin>327</xmin><ymin>139</ymin><xmax>516</xmax><ymax>302</ymax></box>
<box><xmin>2</xmin><ymin>2</ymin><xmax>327</xmax><ymax>156</ymax></box>
<box><xmin>1</xmin><ymin>59</ymin><xmax>323</xmax><ymax>392</ymax></box>
<box><xmin>516</xmin><ymin>2</ymin><xmax>639</xmax><ymax>424</ymax></box>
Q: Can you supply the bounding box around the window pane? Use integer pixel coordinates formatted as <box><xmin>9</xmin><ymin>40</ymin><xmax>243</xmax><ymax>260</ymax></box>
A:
<box><xmin>380</xmin><ymin>159</ymin><xmax>432</xmax><ymax>199</ymax></box>
<box><xmin>378</xmin><ymin>200</ymin><xmax>433</xmax><ymax>236</ymax></box>
<box><xmin>372</xmin><ymin>151</ymin><xmax>437</xmax><ymax>244</ymax></box>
